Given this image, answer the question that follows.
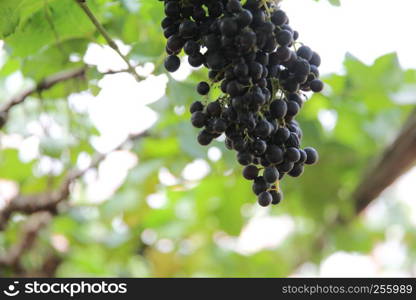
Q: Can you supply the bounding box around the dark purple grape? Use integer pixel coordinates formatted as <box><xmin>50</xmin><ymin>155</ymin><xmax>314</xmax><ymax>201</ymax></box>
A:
<box><xmin>258</xmin><ymin>191</ymin><xmax>272</xmax><ymax>207</ymax></box>
<box><xmin>164</xmin><ymin>55</ymin><xmax>180</xmax><ymax>72</ymax></box>
<box><xmin>243</xmin><ymin>165</ymin><xmax>259</xmax><ymax>180</ymax></box>
<box><xmin>197</xmin><ymin>82</ymin><xmax>210</xmax><ymax>95</ymax></box>
<box><xmin>161</xmin><ymin>3</ymin><xmax>322</xmax><ymax>205</ymax></box>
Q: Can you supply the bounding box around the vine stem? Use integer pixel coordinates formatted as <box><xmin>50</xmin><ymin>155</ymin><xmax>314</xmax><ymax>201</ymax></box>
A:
<box><xmin>74</xmin><ymin>0</ymin><xmax>144</xmax><ymax>82</ymax></box>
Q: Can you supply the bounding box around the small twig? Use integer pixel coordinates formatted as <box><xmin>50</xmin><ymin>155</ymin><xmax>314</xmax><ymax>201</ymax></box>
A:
<box><xmin>101</xmin><ymin>68</ymin><xmax>136</xmax><ymax>75</ymax></box>
<box><xmin>0</xmin><ymin>67</ymin><xmax>86</xmax><ymax>129</ymax></box>
<box><xmin>73</xmin><ymin>0</ymin><xmax>144</xmax><ymax>82</ymax></box>
<box><xmin>0</xmin><ymin>131</ymin><xmax>148</xmax><ymax>230</ymax></box>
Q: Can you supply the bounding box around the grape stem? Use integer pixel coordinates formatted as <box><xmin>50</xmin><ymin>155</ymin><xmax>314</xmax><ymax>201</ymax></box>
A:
<box><xmin>261</xmin><ymin>0</ymin><xmax>272</xmax><ymax>17</ymax></box>
<box><xmin>73</xmin><ymin>0</ymin><xmax>144</xmax><ymax>82</ymax></box>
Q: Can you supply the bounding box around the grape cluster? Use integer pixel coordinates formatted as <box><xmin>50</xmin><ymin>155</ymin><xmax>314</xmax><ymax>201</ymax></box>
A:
<box><xmin>161</xmin><ymin>0</ymin><xmax>320</xmax><ymax>207</ymax></box>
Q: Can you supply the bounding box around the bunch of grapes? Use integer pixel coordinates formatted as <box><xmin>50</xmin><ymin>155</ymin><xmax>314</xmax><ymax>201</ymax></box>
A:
<box><xmin>161</xmin><ymin>0</ymin><xmax>321</xmax><ymax>207</ymax></box>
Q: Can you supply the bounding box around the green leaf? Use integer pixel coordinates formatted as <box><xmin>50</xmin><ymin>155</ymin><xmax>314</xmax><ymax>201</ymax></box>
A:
<box><xmin>5</xmin><ymin>1</ymin><xmax>95</xmax><ymax>57</ymax></box>
<box><xmin>21</xmin><ymin>38</ymin><xmax>88</xmax><ymax>81</ymax></box>
<box><xmin>328</xmin><ymin>0</ymin><xmax>341</xmax><ymax>6</ymax></box>
<box><xmin>0</xmin><ymin>149</ymin><xmax>34</xmax><ymax>182</ymax></box>
<box><xmin>0</xmin><ymin>0</ymin><xmax>53</xmax><ymax>38</ymax></box>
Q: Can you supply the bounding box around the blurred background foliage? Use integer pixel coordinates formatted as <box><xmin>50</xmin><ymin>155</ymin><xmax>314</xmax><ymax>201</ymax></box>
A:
<box><xmin>0</xmin><ymin>0</ymin><xmax>415</xmax><ymax>277</ymax></box>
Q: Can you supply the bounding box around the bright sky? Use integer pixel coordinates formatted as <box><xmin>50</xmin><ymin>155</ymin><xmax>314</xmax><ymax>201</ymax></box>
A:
<box><xmin>1</xmin><ymin>0</ymin><xmax>416</xmax><ymax>277</ymax></box>
<box><xmin>282</xmin><ymin>0</ymin><xmax>416</xmax><ymax>74</ymax></box>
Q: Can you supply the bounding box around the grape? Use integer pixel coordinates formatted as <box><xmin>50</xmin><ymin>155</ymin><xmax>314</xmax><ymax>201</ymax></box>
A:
<box><xmin>270</xmin><ymin>100</ymin><xmax>287</xmax><ymax>119</ymax></box>
<box><xmin>179</xmin><ymin>20</ymin><xmax>197</xmax><ymax>38</ymax></box>
<box><xmin>286</xmin><ymin>101</ymin><xmax>300</xmax><ymax>117</ymax></box>
<box><xmin>288</xmin><ymin>93</ymin><xmax>303</xmax><ymax>107</ymax></box>
<box><xmin>204</xmin><ymin>34</ymin><xmax>220</xmax><ymax>50</ymax></box>
<box><xmin>277</xmin><ymin>30</ymin><xmax>293</xmax><ymax>46</ymax></box>
<box><xmin>288</xmin><ymin>163</ymin><xmax>304</xmax><ymax>177</ymax></box>
<box><xmin>297</xmin><ymin>46</ymin><xmax>313</xmax><ymax>61</ymax></box>
<box><xmin>207</xmin><ymin>101</ymin><xmax>221</xmax><ymax>117</ymax></box>
<box><xmin>237</xmin><ymin>152</ymin><xmax>253</xmax><ymax>166</ymax></box>
<box><xmin>164</xmin><ymin>1</ymin><xmax>180</xmax><ymax>17</ymax></box>
<box><xmin>220</xmin><ymin>18</ymin><xmax>239</xmax><ymax>37</ymax></box>
<box><xmin>276</xmin><ymin>46</ymin><xmax>292</xmax><ymax>62</ymax></box>
<box><xmin>258</xmin><ymin>191</ymin><xmax>272</xmax><ymax>207</ymax></box>
<box><xmin>227</xmin><ymin>81</ymin><xmax>245</xmax><ymax>97</ymax></box>
<box><xmin>164</xmin><ymin>55</ymin><xmax>180</xmax><ymax>72</ymax></box>
<box><xmin>271</xmin><ymin>10</ymin><xmax>288</xmax><ymax>26</ymax></box>
<box><xmin>285</xmin><ymin>147</ymin><xmax>301</xmax><ymax>163</ymax></box>
<box><xmin>254</xmin><ymin>120</ymin><xmax>272</xmax><ymax>138</ymax></box>
<box><xmin>270</xmin><ymin>190</ymin><xmax>283</xmax><ymax>205</ymax></box>
<box><xmin>234</xmin><ymin>63</ymin><xmax>249</xmax><ymax>77</ymax></box>
<box><xmin>161</xmin><ymin>0</ymin><xmax>321</xmax><ymax>206</ymax></box>
<box><xmin>310</xmin><ymin>65</ymin><xmax>320</xmax><ymax>78</ymax></box>
<box><xmin>294</xmin><ymin>59</ymin><xmax>311</xmax><ymax>77</ymax></box>
<box><xmin>253</xmin><ymin>139</ymin><xmax>267</xmax><ymax>155</ymax></box>
<box><xmin>264</xmin><ymin>166</ymin><xmax>279</xmax><ymax>183</ymax></box>
<box><xmin>278</xmin><ymin>161</ymin><xmax>294</xmax><ymax>173</ymax></box>
<box><xmin>310</xmin><ymin>52</ymin><xmax>321</xmax><ymax>67</ymax></box>
<box><xmin>310</xmin><ymin>79</ymin><xmax>324</xmax><ymax>92</ymax></box>
<box><xmin>191</xmin><ymin>111</ymin><xmax>206</xmax><ymax>128</ymax></box>
<box><xmin>243</xmin><ymin>165</ymin><xmax>259</xmax><ymax>180</ymax></box>
<box><xmin>166</xmin><ymin>35</ymin><xmax>184</xmax><ymax>53</ymax></box>
<box><xmin>293</xmin><ymin>31</ymin><xmax>299</xmax><ymax>40</ymax></box>
<box><xmin>161</xmin><ymin>17</ymin><xmax>174</xmax><ymax>29</ymax></box>
<box><xmin>304</xmin><ymin>147</ymin><xmax>319</xmax><ymax>165</ymax></box>
<box><xmin>197</xmin><ymin>82</ymin><xmax>210</xmax><ymax>95</ymax></box>
<box><xmin>287</xmin><ymin>133</ymin><xmax>300</xmax><ymax>148</ymax></box>
<box><xmin>188</xmin><ymin>53</ymin><xmax>204</xmax><ymax>67</ymax></box>
<box><xmin>190</xmin><ymin>101</ymin><xmax>204</xmax><ymax>113</ymax></box>
<box><xmin>273</xmin><ymin>127</ymin><xmax>290</xmax><ymax>144</ymax></box>
<box><xmin>209</xmin><ymin>2</ymin><xmax>224</xmax><ymax>17</ymax></box>
<box><xmin>252</xmin><ymin>177</ymin><xmax>269</xmax><ymax>195</ymax></box>
<box><xmin>298</xmin><ymin>149</ymin><xmax>307</xmax><ymax>163</ymax></box>
<box><xmin>236</xmin><ymin>9</ymin><xmax>253</xmax><ymax>27</ymax></box>
<box><xmin>197</xmin><ymin>130</ymin><xmax>213</xmax><ymax>146</ymax></box>
<box><xmin>227</xmin><ymin>0</ymin><xmax>242</xmax><ymax>13</ymax></box>
<box><xmin>184</xmin><ymin>40</ymin><xmax>199</xmax><ymax>55</ymax></box>
<box><xmin>265</xmin><ymin>145</ymin><xmax>284</xmax><ymax>164</ymax></box>
<box><xmin>232</xmin><ymin>138</ymin><xmax>246</xmax><ymax>151</ymax></box>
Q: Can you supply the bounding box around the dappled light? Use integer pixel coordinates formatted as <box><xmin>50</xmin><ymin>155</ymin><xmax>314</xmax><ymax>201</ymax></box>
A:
<box><xmin>0</xmin><ymin>0</ymin><xmax>416</xmax><ymax>279</ymax></box>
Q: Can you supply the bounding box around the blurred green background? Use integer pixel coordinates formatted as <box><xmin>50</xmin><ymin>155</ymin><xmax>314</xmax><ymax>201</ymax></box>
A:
<box><xmin>0</xmin><ymin>0</ymin><xmax>415</xmax><ymax>277</ymax></box>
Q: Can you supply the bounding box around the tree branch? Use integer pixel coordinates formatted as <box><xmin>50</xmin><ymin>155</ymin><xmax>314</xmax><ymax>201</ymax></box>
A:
<box><xmin>26</xmin><ymin>253</ymin><xmax>62</xmax><ymax>277</ymax></box>
<box><xmin>101</xmin><ymin>67</ymin><xmax>137</xmax><ymax>75</ymax></box>
<box><xmin>0</xmin><ymin>131</ymin><xmax>148</xmax><ymax>274</ymax></box>
<box><xmin>0</xmin><ymin>131</ymin><xmax>148</xmax><ymax>231</ymax></box>
<box><xmin>0</xmin><ymin>67</ymin><xmax>86</xmax><ymax>129</ymax></box>
<box><xmin>353</xmin><ymin>109</ymin><xmax>416</xmax><ymax>213</ymax></box>
<box><xmin>290</xmin><ymin>109</ymin><xmax>416</xmax><ymax>273</ymax></box>
<box><xmin>73</xmin><ymin>0</ymin><xmax>144</xmax><ymax>82</ymax></box>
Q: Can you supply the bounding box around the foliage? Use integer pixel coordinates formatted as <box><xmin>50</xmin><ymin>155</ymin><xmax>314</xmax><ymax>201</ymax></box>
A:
<box><xmin>0</xmin><ymin>0</ymin><xmax>415</xmax><ymax>277</ymax></box>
